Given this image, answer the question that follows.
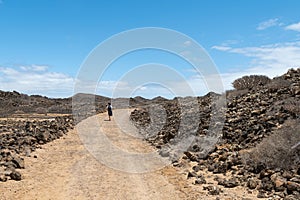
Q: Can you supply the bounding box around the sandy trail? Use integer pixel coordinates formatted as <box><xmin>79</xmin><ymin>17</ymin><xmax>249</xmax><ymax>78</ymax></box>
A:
<box><xmin>0</xmin><ymin>109</ymin><xmax>264</xmax><ymax>200</ymax></box>
<box><xmin>0</xmin><ymin>110</ymin><xmax>199</xmax><ymax>200</ymax></box>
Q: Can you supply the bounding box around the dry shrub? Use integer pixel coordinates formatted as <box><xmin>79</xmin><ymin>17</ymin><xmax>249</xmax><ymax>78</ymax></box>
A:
<box><xmin>282</xmin><ymin>99</ymin><xmax>300</xmax><ymax>117</ymax></box>
<box><xmin>232</xmin><ymin>75</ymin><xmax>271</xmax><ymax>90</ymax></box>
<box><xmin>35</xmin><ymin>107</ymin><xmax>48</xmax><ymax>115</ymax></box>
<box><xmin>242</xmin><ymin>119</ymin><xmax>300</xmax><ymax>170</ymax></box>
<box><xmin>266</xmin><ymin>77</ymin><xmax>291</xmax><ymax>92</ymax></box>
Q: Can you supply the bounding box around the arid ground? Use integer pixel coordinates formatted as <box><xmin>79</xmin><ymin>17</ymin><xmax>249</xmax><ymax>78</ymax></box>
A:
<box><xmin>0</xmin><ymin>110</ymin><xmax>264</xmax><ymax>200</ymax></box>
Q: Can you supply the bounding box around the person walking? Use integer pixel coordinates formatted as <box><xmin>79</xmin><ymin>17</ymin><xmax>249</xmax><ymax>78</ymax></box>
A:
<box><xmin>107</xmin><ymin>102</ymin><xmax>113</xmax><ymax>121</ymax></box>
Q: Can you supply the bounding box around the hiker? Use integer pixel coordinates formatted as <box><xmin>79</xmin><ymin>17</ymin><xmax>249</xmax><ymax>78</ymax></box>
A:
<box><xmin>107</xmin><ymin>102</ymin><xmax>113</xmax><ymax>121</ymax></box>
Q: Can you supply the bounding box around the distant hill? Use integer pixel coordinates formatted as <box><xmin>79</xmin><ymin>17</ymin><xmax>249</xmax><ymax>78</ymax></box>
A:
<box><xmin>151</xmin><ymin>96</ymin><xmax>168</xmax><ymax>103</ymax></box>
<box><xmin>0</xmin><ymin>91</ymin><xmax>110</xmax><ymax>117</ymax></box>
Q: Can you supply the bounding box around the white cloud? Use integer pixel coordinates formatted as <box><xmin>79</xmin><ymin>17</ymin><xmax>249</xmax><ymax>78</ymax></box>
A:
<box><xmin>285</xmin><ymin>22</ymin><xmax>300</xmax><ymax>32</ymax></box>
<box><xmin>257</xmin><ymin>18</ymin><xmax>281</xmax><ymax>30</ymax></box>
<box><xmin>225</xmin><ymin>42</ymin><xmax>300</xmax><ymax>73</ymax></box>
<box><xmin>0</xmin><ymin>65</ymin><xmax>74</xmax><ymax>97</ymax></box>
<box><xmin>211</xmin><ymin>45</ymin><xmax>232</xmax><ymax>51</ymax></box>
<box><xmin>183</xmin><ymin>42</ymin><xmax>300</xmax><ymax>95</ymax></box>
<box><xmin>20</xmin><ymin>65</ymin><xmax>48</xmax><ymax>72</ymax></box>
<box><xmin>139</xmin><ymin>86</ymin><xmax>147</xmax><ymax>91</ymax></box>
<box><xmin>211</xmin><ymin>41</ymin><xmax>300</xmax><ymax>90</ymax></box>
<box><xmin>0</xmin><ymin>64</ymin><xmax>208</xmax><ymax>99</ymax></box>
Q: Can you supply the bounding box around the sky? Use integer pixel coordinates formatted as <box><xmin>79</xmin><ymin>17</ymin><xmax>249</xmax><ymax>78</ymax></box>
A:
<box><xmin>1</xmin><ymin>0</ymin><xmax>300</xmax><ymax>98</ymax></box>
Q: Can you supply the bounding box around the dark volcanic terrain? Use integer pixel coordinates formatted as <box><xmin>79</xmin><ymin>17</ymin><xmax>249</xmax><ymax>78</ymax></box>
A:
<box><xmin>130</xmin><ymin>68</ymin><xmax>300</xmax><ymax>199</ymax></box>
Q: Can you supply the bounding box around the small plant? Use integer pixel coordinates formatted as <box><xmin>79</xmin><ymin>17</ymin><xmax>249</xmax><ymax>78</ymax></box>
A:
<box><xmin>232</xmin><ymin>75</ymin><xmax>271</xmax><ymax>90</ymax></box>
<box><xmin>242</xmin><ymin>119</ymin><xmax>300</xmax><ymax>170</ymax></box>
<box><xmin>283</xmin><ymin>99</ymin><xmax>300</xmax><ymax>118</ymax></box>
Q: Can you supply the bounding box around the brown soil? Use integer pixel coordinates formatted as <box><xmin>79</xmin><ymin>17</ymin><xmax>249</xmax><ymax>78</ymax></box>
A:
<box><xmin>0</xmin><ymin>110</ymin><xmax>264</xmax><ymax>200</ymax></box>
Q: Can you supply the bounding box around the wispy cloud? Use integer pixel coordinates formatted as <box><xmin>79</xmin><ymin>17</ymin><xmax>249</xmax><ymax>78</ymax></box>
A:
<box><xmin>213</xmin><ymin>18</ymin><xmax>300</xmax><ymax>87</ymax></box>
<box><xmin>20</xmin><ymin>65</ymin><xmax>48</xmax><ymax>72</ymax></box>
<box><xmin>211</xmin><ymin>40</ymin><xmax>240</xmax><ymax>51</ymax></box>
<box><xmin>257</xmin><ymin>18</ymin><xmax>281</xmax><ymax>30</ymax></box>
<box><xmin>211</xmin><ymin>46</ymin><xmax>232</xmax><ymax>51</ymax></box>
<box><xmin>0</xmin><ymin>65</ymin><xmax>201</xmax><ymax>99</ymax></box>
<box><xmin>0</xmin><ymin>65</ymin><xmax>74</xmax><ymax>97</ymax></box>
<box><xmin>217</xmin><ymin>42</ymin><xmax>300</xmax><ymax>70</ymax></box>
<box><xmin>285</xmin><ymin>22</ymin><xmax>300</xmax><ymax>32</ymax></box>
<box><xmin>1</xmin><ymin>63</ymin><xmax>293</xmax><ymax>99</ymax></box>
<box><xmin>211</xmin><ymin>41</ymin><xmax>300</xmax><ymax>89</ymax></box>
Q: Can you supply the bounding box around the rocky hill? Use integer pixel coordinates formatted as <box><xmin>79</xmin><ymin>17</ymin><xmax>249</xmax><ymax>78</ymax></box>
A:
<box><xmin>130</xmin><ymin>68</ymin><xmax>300</xmax><ymax>199</ymax></box>
<box><xmin>0</xmin><ymin>91</ymin><xmax>71</xmax><ymax>117</ymax></box>
<box><xmin>0</xmin><ymin>91</ymin><xmax>111</xmax><ymax>118</ymax></box>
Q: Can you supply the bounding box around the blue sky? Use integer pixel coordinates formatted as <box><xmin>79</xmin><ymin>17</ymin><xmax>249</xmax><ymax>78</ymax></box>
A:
<box><xmin>1</xmin><ymin>0</ymin><xmax>300</xmax><ymax>98</ymax></box>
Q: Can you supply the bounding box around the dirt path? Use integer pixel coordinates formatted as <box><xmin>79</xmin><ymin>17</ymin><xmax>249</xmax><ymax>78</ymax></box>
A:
<box><xmin>0</xmin><ymin>110</ymin><xmax>200</xmax><ymax>200</ymax></box>
<box><xmin>0</xmin><ymin>109</ymin><xmax>265</xmax><ymax>200</ymax></box>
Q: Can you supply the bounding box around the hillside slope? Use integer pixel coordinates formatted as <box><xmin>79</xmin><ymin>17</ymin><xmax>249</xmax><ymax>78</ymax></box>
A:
<box><xmin>131</xmin><ymin>68</ymin><xmax>300</xmax><ymax>199</ymax></box>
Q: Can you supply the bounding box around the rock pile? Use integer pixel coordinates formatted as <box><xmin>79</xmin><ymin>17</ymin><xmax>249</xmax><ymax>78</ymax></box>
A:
<box><xmin>0</xmin><ymin>116</ymin><xmax>74</xmax><ymax>182</ymax></box>
<box><xmin>130</xmin><ymin>68</ymin><xmax>300</xmax><ymax>199</ymax></box>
